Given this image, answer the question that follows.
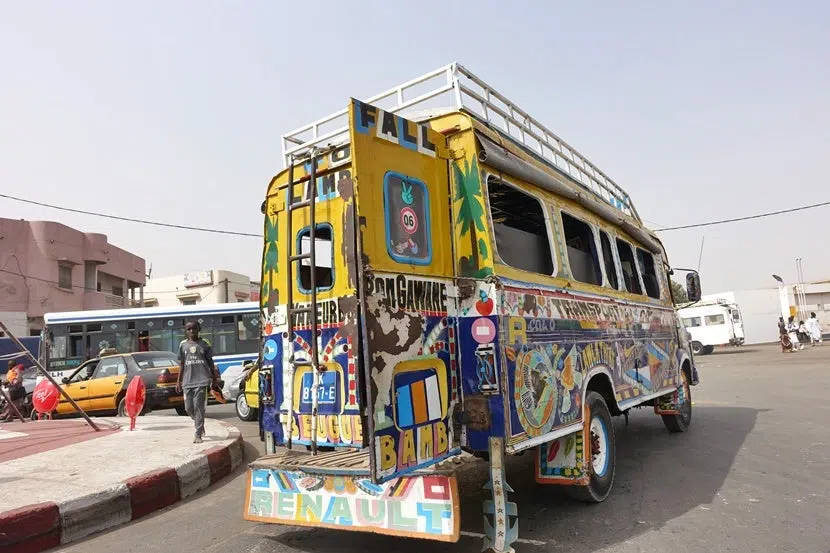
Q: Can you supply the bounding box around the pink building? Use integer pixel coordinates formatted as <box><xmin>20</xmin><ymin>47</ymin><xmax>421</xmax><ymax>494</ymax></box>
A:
<box><xmin>0</xmin><ymin>218</ymin><xmax>146</xmax><ymax>336</ymax></box>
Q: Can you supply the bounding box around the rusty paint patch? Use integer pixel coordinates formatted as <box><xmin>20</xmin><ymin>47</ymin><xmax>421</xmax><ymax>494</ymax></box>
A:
<box><xmin>463</xmin><ymin>395</ymin><xmax>491</xmax><ymax>431</ymax></box>
<box><xmin>455</xmin><ymin>278</ymin><xmax>476</xmax><ymax>301</ymax></box>
<box><xmin>342</xmin><ymin>202</ymin><xmax>358</xmax><ymax>290</ymax></box>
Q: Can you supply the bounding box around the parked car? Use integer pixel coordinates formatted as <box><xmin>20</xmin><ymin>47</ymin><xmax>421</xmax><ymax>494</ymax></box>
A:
<box><xmin>235</xmin><ymin>361</ymin><xmax>259</xmax><ymax>422</ymax></box>
<box><xmin>47</xmin><ymin>351</ymin><xmax>185</xmax><ymax>417</ymax></box>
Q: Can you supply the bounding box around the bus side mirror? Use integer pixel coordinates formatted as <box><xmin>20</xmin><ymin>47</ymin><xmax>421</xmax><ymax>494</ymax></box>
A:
<box><xmin>686</xmin><ymin>272</ymin><xmax>702</xmax><ymax>302</ymax></box>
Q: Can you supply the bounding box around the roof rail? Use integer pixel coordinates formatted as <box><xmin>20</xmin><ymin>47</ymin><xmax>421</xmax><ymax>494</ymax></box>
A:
<box><xmin>281</xmin><ymin>62</ymin><xmax>639</xmax><ymax>221</ymax></box>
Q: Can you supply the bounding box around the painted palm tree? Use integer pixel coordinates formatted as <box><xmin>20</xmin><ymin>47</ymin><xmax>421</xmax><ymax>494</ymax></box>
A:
<box><xmin>262</xmin><ymin>214</ymin><xmax>279</xmax><ymax>313</ymax></box>
<box><xmin>453</xmin><ymin>157</ymin><xmax>491</xmax><ymax>277</ymax></box>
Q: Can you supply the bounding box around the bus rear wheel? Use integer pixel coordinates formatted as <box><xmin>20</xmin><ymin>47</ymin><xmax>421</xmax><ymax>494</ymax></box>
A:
<box><xmin>691</xmin><ymin>341</ymin><xmax>703</xmax><ymax>355</ymax></box>
<box><xmin>567</xmin><ymin>391</ymin><xmax>616</xmax><ymax>503</ymax></box>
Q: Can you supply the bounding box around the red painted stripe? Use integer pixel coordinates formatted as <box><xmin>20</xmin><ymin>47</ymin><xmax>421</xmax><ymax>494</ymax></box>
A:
<box><xmin>124</xmin><ymin>468</ymin><xmax>181</xmax><ymax>520</ymax></box>
<box><xmin>205</xmin><ymin>445</ymin><xmax>232</xmax><ymax>484</ymax></box>
<box><xmin>0</xmin><ymin>502</ymin><xmax>61</xmax><ymax>553</ymax></box>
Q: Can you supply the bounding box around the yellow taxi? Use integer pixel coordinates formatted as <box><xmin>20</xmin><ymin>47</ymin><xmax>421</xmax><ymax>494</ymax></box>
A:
<box><xmin>55</xmin><ymin>351</ymin><xmax>184</xmax><ymax>417</ymax></box>
<box><xmin>235</xmin><ymin>362</ymin><xmax>259</xmax><ymax>421</ymax></box>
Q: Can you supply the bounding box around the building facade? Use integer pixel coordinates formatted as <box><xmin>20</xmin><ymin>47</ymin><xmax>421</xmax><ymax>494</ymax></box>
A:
<box><xmin>0</xmin><ymin>218</ymin><xmax>146</xmax><ymax>336</ymax></box>
<box><xmin>142</xmin><ymin>269</ymin><xmax>259</xmax><ymax>307</ymax></box>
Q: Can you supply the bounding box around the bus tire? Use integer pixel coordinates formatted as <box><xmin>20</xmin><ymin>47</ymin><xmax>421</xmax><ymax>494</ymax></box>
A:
<box><xmin>662</xmin><ymin>368</ymin><xmax>692</xmax><ymax>433</ymax></box>
<box><xmin>691</xmin><ymin>341</ymin><xmax>703</xmax><ymax>355</ymax></box>
<box><xmin>702</xmin><ymin>345</ymin><xmax>715</xmax><ymax>355</ymax></box>
<box><xmin>567</xmin><ymin>391</ymin><xmax>616</xmax><ymax>504</ymax></box>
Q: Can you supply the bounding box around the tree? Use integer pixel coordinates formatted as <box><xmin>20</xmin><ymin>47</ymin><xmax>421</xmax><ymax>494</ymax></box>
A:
<box><xmin>670</xmin><ymin>279</ymin><xmax>688</xmax><ymax>305</ymax></box>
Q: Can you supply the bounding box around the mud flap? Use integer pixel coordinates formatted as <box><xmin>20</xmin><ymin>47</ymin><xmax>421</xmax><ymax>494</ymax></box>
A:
<box><xmin>243</xmin><ymin>466</ymin><xmax>460</xmax><ymax>542</ymax></box>
<box><xmin>535</xmin><ymin>408</ymin><xmax>591</xmax><ymax>486</ymax></box>
<box><xmin>654</xmin><ymin>383</ymin><xmax>687</xmax><ymax>416</ymax></box>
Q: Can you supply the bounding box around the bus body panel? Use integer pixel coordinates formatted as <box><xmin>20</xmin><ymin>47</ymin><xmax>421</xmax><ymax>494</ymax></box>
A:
<box><xmin>348</xmin><ymin>99</ymin><xmax>461</xmax><ymax>482</ymax></box>
<box><xmin>258</xmin><ymin>141</ymin><xmax>365</xmax><ymax>449</ymax></box>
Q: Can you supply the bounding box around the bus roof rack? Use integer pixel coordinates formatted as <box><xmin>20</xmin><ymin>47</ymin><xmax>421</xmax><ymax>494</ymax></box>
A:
<box><xmin>281</xmin><ymin>62</ymin><xmax>639</xmax><ymax>221</ymax></box>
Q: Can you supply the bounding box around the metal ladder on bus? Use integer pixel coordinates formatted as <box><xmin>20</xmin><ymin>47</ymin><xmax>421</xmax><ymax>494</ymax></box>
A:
<box><xmin>284</xmin><ymin>150</ymin><xmax>322</xmax><ymax>455</ymax></box>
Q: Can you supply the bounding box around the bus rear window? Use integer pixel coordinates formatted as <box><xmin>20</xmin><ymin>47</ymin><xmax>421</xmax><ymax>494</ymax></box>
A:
<box><xmin>298</xmin><ymin>225</ymin><xmax>334</xmax><ymax>292</ymax></box>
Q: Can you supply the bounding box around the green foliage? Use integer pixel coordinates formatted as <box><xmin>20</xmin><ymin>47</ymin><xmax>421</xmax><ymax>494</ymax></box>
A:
<box><xmin>670</xmin><ymin>279</ymin><xmax>689</xmax><ymax>305</ymax></box>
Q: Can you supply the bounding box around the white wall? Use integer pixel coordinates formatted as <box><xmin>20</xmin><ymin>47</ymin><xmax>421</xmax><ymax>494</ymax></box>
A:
<box><xmin>0</xmin><ymin>311</ymin><xmax>27</xmax><ymax>337</ymax></box>
<box><xmin>143</xmin><ymin>269</ymin><xmax>255</xmax><ymax>307</ymax></box>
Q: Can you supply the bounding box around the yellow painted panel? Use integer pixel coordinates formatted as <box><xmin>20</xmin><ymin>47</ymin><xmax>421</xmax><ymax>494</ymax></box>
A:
<box><xmin>447</xmin><ymin>131</ymin><xmax>495</xmax><ymax>279</ymax></box>
<box><xmin>348</xmin><ymin>98</ymin><xmax>453</xmax><ymax>278</ymax></box>
<box><xmin>260</xmin><ymin>158</ymin><xmax>357</xmax><ymax>312</ymax></box>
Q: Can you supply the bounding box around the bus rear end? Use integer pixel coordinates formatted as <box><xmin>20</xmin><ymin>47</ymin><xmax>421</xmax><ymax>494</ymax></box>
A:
<box><xmin>247</xmin><ymin>99</ymin><xmax>462</xmax><ymax>542</ymax></box>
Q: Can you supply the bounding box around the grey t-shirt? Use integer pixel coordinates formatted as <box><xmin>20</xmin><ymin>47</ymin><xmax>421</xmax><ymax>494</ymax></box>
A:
<box><xmin>178</xmin><ymin>339</ymin><xmax>214</xmax><ymax>389</ymax></box>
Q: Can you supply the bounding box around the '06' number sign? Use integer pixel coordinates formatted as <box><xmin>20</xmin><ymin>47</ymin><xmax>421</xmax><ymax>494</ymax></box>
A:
<box><xmin>400</xmin><ymin>207</ymin><xmax>418</xmax><ymax>235</ymax></box>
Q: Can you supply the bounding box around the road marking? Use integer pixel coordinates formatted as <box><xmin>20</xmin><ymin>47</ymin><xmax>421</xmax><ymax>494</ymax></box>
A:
<box><xmin>0</xmin><ymin>430</ymin><xmax>26</xmax><ymax>440</ymax></box>
<box><xmin>460</xmin><ymin>530</ymin><xmax>547</xmax><ymax>546</ymax></box>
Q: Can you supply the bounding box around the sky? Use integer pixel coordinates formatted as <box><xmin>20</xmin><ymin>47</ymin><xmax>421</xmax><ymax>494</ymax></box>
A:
<box><xmin>1</xmin><ymin>1</ymin><xmax>828</xmax><ymax>294</ymax></box>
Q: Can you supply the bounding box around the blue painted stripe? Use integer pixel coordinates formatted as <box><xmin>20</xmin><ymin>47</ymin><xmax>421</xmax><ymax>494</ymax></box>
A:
<box><xmin>396</xmin><ymin>385</ymin><xmax>414</xmax><ymax>427</ymax></box>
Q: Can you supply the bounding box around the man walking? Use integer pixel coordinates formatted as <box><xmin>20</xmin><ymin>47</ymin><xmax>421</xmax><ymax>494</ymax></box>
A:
<box><xmin>176</xmin><ymin>321</ymin><xmax>218</xmax><ymax>443</ymax></box>
<box><xmin>806</xmin><ymin>312</ymin><xmax>823</xmax><ymax>346</ymax></box>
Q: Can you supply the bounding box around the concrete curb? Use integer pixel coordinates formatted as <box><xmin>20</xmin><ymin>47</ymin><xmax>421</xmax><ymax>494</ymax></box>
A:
<box><xmin>0</xmin><ymin>423</ymin><xmax>244</xmax><ymax>553</ymax></box>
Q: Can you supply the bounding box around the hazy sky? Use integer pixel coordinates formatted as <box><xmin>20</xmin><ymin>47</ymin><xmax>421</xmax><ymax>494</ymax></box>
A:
<box><xmin>2</xmin><ymin>1</ymin><xmax>828</xmax><ymax>294</ymax></box>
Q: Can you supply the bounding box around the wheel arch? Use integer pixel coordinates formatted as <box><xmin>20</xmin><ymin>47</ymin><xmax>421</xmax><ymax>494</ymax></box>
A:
<box><xmin>583</xmin><ymin>367</ymin><xmax>622</xmax><ymax>417</ymax></box>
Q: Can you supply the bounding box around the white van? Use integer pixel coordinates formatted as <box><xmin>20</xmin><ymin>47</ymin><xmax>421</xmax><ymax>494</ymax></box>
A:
<box><xmin>678</xmin><ymin>299</ymin><xmax>745</xmax><ymax>354</ymax></box>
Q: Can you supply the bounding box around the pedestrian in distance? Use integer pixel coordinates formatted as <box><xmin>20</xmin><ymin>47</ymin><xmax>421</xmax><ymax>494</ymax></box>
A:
<box><xmin>806</xmin><ymin>312</ymin><xmax>823</xmax><ymax>346</ymax></box>
<box><xmin>176</xmin><ymin>321</ymin><xmax>218</xmax><ymax>443</ymax></box>
<box><xmin>786</xmin><ymin>316</ymin><xmax>803</xmax><ymax>351</ymax></box>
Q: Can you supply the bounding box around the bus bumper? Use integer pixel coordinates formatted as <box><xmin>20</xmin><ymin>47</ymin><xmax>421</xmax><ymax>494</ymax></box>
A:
<box><xmin>243</xmin><ymin>450</ymin><xmax>460</xmax><ymax>542</ymax></box>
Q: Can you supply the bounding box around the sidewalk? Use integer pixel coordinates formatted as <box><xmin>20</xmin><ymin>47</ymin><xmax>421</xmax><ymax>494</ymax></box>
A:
<box><xmin>0</xmin><ymin>415</ymin><xmax>244</xmax><ymax>553</ymax></box>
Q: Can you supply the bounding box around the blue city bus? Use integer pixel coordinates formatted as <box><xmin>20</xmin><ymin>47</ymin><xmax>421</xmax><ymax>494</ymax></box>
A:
<box><xmin>42</xmin><ymin>302</ymin><xmax>261</xmax><ymax>400</ymax></box>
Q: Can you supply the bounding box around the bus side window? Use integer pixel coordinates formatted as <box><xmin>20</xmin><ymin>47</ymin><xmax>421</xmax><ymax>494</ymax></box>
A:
<box><xmin>599</xmin><ymin>230</ymin><xmax>619</xmax><ymax>290</ymax></box>
<box><xmin>616</xmin><ymin>239</ymin><xmax>643</xmax><ymax>295</ymax></box>
<box><xmin>69</xmin><ymin>325</ymin><xmax>84</xmax><ymax>358</ymax></box>
<box><xmin>487</xmin><ymin>176</ymin><xmax>554</xmax><ymax>275</ymax></box>
<box><xmin>636</xmin><ymin>248</ymin><xmax>661</xmax><ymax>299</ymax></box>
<box><xmin>561</xmin><ymin>212</ymin><xmax>602</xmax><ymax>285</ymax></box>
<box><xmin>213</xmin><ymin>315</ymin><xmax>238</xmax><ymax>354</ymax></box>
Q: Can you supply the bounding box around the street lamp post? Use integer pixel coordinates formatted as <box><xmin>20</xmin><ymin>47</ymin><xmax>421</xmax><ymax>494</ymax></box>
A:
<box><xmin>772</xmin><ymin>274</ymin><xmax>789</xmax><ymax>321</ymax></box>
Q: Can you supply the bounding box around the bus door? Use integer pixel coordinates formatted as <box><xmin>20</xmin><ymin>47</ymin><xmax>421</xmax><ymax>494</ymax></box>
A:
<box><xmin>260</xmin><ymin>140</ymin><xmax>365</xmax><ymax>451</ymax></box>
<box><xmin>348</xmin><ymin>99</ymin><xmax>461</xmax><ymax>482</ymax></box>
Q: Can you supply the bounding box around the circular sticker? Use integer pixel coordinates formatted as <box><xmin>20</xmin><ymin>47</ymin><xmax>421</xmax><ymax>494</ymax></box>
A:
<box><xmin>471</xmin><ymin>317</ymin><xmax>496</xmax><ymax>344</ymax></box>
<box><xmin>263</xmin><ymin>338</ymin><xmax>278</xmax><ymax>361</ymax></box>
<box><xmin>400</xmin><ymin>207</ymin><xmax>418</xmax><ymax>235</ymax></box>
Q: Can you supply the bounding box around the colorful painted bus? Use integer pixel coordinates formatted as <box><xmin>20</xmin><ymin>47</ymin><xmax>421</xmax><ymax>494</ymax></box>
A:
<box><xmin>245</xmin><ymin>62</ymin><xmax>701</xmax><ymax>552</ymax></box>
<box><xmin>41</xmin><ymin>302</ymin><xmax>261</xmax><ymax>401</ymax></box>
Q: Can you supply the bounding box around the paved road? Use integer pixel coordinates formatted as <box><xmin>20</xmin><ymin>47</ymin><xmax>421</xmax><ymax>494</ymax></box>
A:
<box><xmin>55</xmin><ymin>345</ymin><xmax>830</xmax><ymax>553</ymax></box>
